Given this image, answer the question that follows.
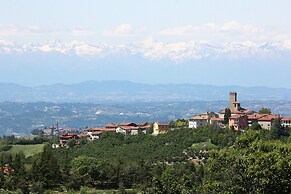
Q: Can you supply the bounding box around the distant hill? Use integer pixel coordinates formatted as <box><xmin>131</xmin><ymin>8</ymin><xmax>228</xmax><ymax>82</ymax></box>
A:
<box><xmin>1</xmin><ymin>81</ymin><xmax>291</xmax><ymax>102</ymax></box>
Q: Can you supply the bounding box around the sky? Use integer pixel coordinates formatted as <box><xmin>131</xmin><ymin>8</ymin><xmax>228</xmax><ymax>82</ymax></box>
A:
<box><xmin>0</xmin><ymin>0</ymin><xmax>291</xmax><ymax>87</ymax></box>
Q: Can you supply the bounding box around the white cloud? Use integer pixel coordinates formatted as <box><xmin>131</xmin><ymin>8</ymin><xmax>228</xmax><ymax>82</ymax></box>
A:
<box><xmin>159</xmin><ymin>21</ymin><xmax>291</xmax><ymax>42</ymax></box>
<box><xmin>70</xmin><ymin>28</ymin><xmax>94</xmax><ymax>36</ymax></box>
<box><xmin>0</xmin><ymin>24</ymin><xmax>94</xmax><ymax>37</ymax></box>
<box><xmin>103</xmin><ymin>23</ymin><xmax>147</xmax><ymax>36</ymax></box>
<box><xmin>159</xmin><ymin>21</ymin><xmax>263</xmax><ymax>36</ymax></box>
<box><xmin>0</xmin><ymin>24</ymin><xmax>44</xmax><ymax>36</ymax></box>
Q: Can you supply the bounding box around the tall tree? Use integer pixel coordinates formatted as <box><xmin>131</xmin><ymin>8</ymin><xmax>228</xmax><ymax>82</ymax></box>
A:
<box><xmin>224</xmin><ymin>108</ymin><xmax>231</xmax><ymax>124</ymax></box>
<box><xmin>32</xmin><ymin>145</ymin><xmax>62</xmax><ymax>189</ymax></box>
<box><xmin>270</xmin><ymin>118</ymin><xmax>288</xmax><ymax>139</ymax></box>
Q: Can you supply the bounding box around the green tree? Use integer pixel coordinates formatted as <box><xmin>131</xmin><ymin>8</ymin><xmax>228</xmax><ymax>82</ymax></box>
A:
<box><xmin>249</xmin><ymin>122</ymin><xmax>262</xmax><ymax>130</ymax></box>
<box><xmin>32</xmin><ymin>145</ymin><xmax>62</xmax><ymax>189</ymax></box>
<box><xmin>259</xmin><ymin>107</ymin><xmax>272</xmax><ymax>114</ymax></box>
<box><xmin>224</xmin><ymin>108</ymin><xmax>231</xmax><ymax>124</ymax></box>
<box><xmin>66</xmin><ymin>138</ymin><xmax>77</xmax><ymax>147</ymax></box>
<box><xmin>71</xmin><ymin>156</ymin><xmax>100</xmax><ymax>187</ymax></box>
<box><xmin>204</xmin><ymin>140</ymin><xmax>291</xmax><ymax>194</ymax></box>
<box><xmin>270</xmin><ymin>118</ymin><xmax>288</xmax><ymax>139</ymax></box>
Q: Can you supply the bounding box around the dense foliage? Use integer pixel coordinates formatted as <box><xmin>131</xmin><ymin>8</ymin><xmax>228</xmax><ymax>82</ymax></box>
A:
<box><xmin>0</xmin><ymin>123</ymin><xmax>290</xmax><ymax>193</ymax></box>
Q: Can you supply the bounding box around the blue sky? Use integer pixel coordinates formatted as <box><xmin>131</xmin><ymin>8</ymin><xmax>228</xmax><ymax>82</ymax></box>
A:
<box><xmin>1</xmin><ymin>0</ymin><xmax>291</xmax><ymax>43</ymax></box>
<box><xmin>0</xmin><ymin>0</ymin><xmax>291</xmax><ymax>87</ymax></box>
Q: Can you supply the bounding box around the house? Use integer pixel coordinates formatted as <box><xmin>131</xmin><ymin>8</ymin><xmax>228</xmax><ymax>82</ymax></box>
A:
<box><xmin>189</xmin><ymin>112</ymin><xmax>217</xmax><ymax>128</ymax></box>
<box><xmin>139</xmin><ymin>124</ymin><xmax>151</xmax><ymax>134</ymax></box>
<box><xmin>105</xmin><ymin>123</ymin><xmax>118</xmax><ymax>129</ymax></box>
<box><xmin>104</xmin><ymin>122</ymin><xmax>151</xmax><ymax>135</ymax></box>
<box><xmin>90</xmin><ymin>131</ymin><xmax>102</xmax><ymax>140</ymax></box>
<box><xmin>84</xmin><ymin>127</ymin><xmax>115</xmax><ymax>135</ymax></box>
<box><xmin>116</xmin><ymin>126</ymin><xmax>140</xmax><ymax>135</ymax></box>
<box><xmin>246</xmin><ymin>113</ymin><xmax>268</xmax><ymax>127</ymax></box>
<box><xmin>59</xmin><ymin>133</ymin><xmax>80</xmax><ymax>145</ymax></box>
<box><xmin>152</xmin><ymin>122</ymin><xmax>169</xmax><ymax>135</ymax></box>
<box><xmin>189</xmin><ymin>116</ymin><xmax>208</xmax><ymax>128</ymax></box>
<box><xmin>282</xmin><ymin>118</ymin><xmax>291</xmax><ymax>128</ymax></box>
<box><xmin>257</xmin><ymin>115</ymin><xmax>281</xmax><ymax>130</ymax></box>
<box><xmin>229</xmin><ymin>114</ymin><xmax>248</xmax><ymax>131</ymax></box>
<box><xmin>118</xmin><ymin>122</ymin><xmax>138</xmax><ymax>127</ymax></box>
<box><xmin>210</xmin><ymin>117</ymin><xmax>224</xmax><ymax>126</ymax></box>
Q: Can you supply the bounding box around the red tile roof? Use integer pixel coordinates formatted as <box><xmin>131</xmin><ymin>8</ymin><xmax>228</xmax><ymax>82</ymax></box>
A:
<box><xmin>118</xmin><ymin>126</ymin><xmax>140</xmax><ymax>130</ymax></box>
<box><xmin>210</xmin><ymin>118</ymin><xmax>224</xmax><ymax>121</ymax></box>
<box><xmin>230</xmin><ymin>114</ymin><xmax>247</xmax><ymax>119</ymax></box>
<box><xmin>258</xmin><ymin>115</ymin><xmax>281</xmax><ymax>121</ymax></box>
<box><xmin>190</xmin><ymin>115</ymin><xmax>208</xmax><ymax>120</ymax></box>
<box><xmin>92</xmin><ymin>131</ymin><xmax>103</xmax><ymax>135</ymax></box>
<box><xmin>105</xmin><ymin>123</ymin><xmax>118</xmax><ymax>128</ymax></box>
<box><xmin>282</xmin><ymin>118</ymin><xmax>291</xmax><ymax>121</ymax></box>
<box><xmin>84</xmin><ymin>127</ymin><xmax>103</xmax><ymax>132</ymax></box>
<box><xmin>78</xmin><ymin>134</ymin><xmax>88</xmax><ymax>137</ymax></box>
<box><xmin>247</xmin><ymin>113</ymin><xmax>268</xmax><ymax>120</ymax></box>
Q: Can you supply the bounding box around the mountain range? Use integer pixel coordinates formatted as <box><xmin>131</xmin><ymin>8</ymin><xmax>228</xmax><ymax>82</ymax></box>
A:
<box><xmin>1</xmin><ymin>38</ymin><xmax>291</xmax><ymax>61</ymax></box>
<box><xmin>1</xmin><ymin>81</ymin><xmax>291</xmax><ymax>103</ymax></box>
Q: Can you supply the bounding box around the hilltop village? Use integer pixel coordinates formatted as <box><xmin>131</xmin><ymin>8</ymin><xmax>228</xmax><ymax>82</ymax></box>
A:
<box><xmin>2</xmin><ymin>92</ymin><xmax>291</xmax><ymax>193</ymax></box>
<box><xmin>45</xmin><ymin>92</ymin><xmax>291</xmax><ymax>145</ymax></box>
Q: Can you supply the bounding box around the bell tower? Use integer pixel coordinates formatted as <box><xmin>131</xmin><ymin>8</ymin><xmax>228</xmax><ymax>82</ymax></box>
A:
<box><xmin>229</xmin><ymin>92</ymin><xmax>237</xmax><ymax>112</ymax></box>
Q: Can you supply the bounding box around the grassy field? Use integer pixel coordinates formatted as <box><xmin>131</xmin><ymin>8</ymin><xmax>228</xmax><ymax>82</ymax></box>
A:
<box><xmin>9</xmin><ymin>144</ymin><xmax>45</xmax><ymax>157</ymax></box>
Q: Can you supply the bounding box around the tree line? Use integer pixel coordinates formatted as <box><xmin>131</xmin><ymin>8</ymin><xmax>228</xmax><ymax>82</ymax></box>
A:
<box><xmin>0</xmin><ymin>120</ymin><xmax>290</xmax><ymax>193</ymax></box>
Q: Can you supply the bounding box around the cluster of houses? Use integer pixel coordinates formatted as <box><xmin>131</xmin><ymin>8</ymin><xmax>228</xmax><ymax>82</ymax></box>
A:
<box><xmin>189</xmin><ymin>92</ymin><xmax>291</xmax><ymax>131</ymax></box>
<box><xmin>59</xmin><ymin>121</ymin><xmax>169</xmax><ymax>145</ymax></box>
<box><xmin>58</xmin><ymin>92</ymin><xmax>291</xmax><ymax>145</ymax></box>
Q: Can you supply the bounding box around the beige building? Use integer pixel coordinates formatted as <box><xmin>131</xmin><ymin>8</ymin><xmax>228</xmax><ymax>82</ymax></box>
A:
<box><xmin>281</xmin><ymin>118</ymin><xmax>291</xmax><ymax>128</ymax></box>
<box><xmin>189</xmin><ymin>112</ymin><xmax>217</xmax><ymax>128</ymax></box>
<box><xmin>210</xmin><ymin>117</ymin><xmax>224</xmax><ymax>126</ymax></box>
<box><xmin>257</xmin><ymin>115</ymin><xmax>281</xmax><ymax>130</ymax></box>
<box><xmin>152</xmin><ymin>122</ymin><xmax>169</xmax><ymax>135</ymax></box>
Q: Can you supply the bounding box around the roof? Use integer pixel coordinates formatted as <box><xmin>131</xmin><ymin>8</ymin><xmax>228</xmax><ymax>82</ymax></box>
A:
<box><xmin>219</xmin><ymin>108</ymin><xmax>255</xmax><ymax>115</ymax></box>
<box><xmin>282</xmin><ymin>118</ymin><xmax>291</xmax><ymax>121</ymax></box>
<box><xmin>210</xmin><ymin>118</ymin><xmax>224</xmax><ymax>121</ymax></box>
<box><xmin>118</xmin><ymin>126</ymin><xmax>140</xmax><ymax>130</ymax></box>
<box><xmin>230</xmin><ymin>114</ymin><xmax>247</xmax><ymax>119</ymax></box>
<box><xmin>233</xmin><ymin>101</ymin><xmax>240</xmax><ymax>104</ymax></box>
<box><xmin>105</xmin><ymin>123</ymin><xmax>118</xmax><ymax>128</ymax></box>
<box><xmin>190</xmin><ymin>115</ymin><xmax>208</xmax><ymax>120</ymax></box>
<box><xmin>258</xmin><ymin>115</ymin><xmax>281</xmax><ymax>121</ymax></box>
<box><xmin>99</xmin><ymin>128</ymin><xmax>116</xmax><ymax>132</ymax></box>
<box><xmin>138</xmin><ymin>122</ymin><xmax>148</xmax><ymax>126</ymax></box>
<box><xmin>158</xmin><ymin>123</ymin><xmax>169</xmax><ymax>126</ymax></box>
<box><xmin>247</xmin><ymin>113</ymin><xmax>268</xmax><ymax>120</ymax></box>
<box><xmin>118</xmin><ymin>122</ymin><xmax>137</xmax><ymax>126</ymax></box>
<box><xmin>84</xmin><ymin>127</ymin><xmax>107</xmax><ymax>132</ymax></box>
<box><xmin>59</xmin><ymin>134</ymin><xmax>79</xmax><ymax>139</ymax></box>
<box><xmin>140</xmin><ymin>125</ymin><xmax>151</xmax><ymax>129</ymax></box>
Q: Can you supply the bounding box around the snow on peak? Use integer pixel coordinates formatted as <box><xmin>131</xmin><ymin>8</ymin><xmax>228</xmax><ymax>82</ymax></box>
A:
<box><xmin>0</xmin><ymin>38</ymin><xmax>290</xmax><ymax>60</ymax></box>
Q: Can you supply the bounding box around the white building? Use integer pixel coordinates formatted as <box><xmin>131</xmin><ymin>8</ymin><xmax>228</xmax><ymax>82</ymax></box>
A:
<box><xmin>282</xmin><ymin>118</ymin><xmax>291</xmax><ymax>128</ymax></box>
<box><xmin>188</xmin><ymin>112</ymin><xmax>217</xmax><ymax>128</ymax></box>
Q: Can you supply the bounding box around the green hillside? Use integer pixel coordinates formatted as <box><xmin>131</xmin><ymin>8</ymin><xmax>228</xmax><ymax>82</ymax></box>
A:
<box><xmin>9</xmin><ymin>144</ymin><xmax>45</xmax><ymax>157</ymax></box>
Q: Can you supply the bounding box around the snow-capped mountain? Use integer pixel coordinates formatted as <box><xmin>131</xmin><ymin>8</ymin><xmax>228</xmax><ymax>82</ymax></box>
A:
<box><xmin>1</xmin><ymin>38</ymin><xmax>291</xmax><ymax>61</ymax></box>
